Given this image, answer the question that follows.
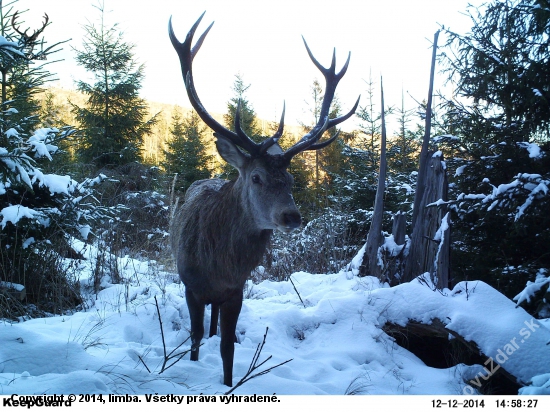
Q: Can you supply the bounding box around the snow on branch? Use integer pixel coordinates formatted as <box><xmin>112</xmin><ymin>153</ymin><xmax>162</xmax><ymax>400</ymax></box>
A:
<box><xmin>513</xmin><ymin>269</ymin><xmax>550</xmax><ymax>307</ymax></box>
<box><xmin>457</xmin><ymin>174</ymin><xmax>549</xmax><ymax>221</ymax></box>
<box><xmin>0</xmin><ymin>205</ymin><xmax>44</xmax><ymax>229</ymax></box>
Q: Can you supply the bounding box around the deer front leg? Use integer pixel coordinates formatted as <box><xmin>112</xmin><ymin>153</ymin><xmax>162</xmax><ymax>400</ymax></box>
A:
<box><xmin>185</xmin><ymin>288</ymin><xmax>205</xmax><ymax>361</ymax></box>
<box><xmin>219</xmin><ymin>290</ymin><xmax>243</xmax><ymax>387</ymax></box>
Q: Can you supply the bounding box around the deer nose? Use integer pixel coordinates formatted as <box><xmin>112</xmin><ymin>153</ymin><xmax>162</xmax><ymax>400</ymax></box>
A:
<box><xmin>282</xmin><ymin>211</ymin><xmax>301</xmax><ymax>229</ymax></box>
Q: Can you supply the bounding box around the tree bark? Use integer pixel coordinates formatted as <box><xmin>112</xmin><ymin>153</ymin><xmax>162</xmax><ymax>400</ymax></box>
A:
<box><xmin>359</xmin><ymin>78</ymin><xmax>387</xmax><ymax>280</ymax></box>
<box><xmin>411</xmin><ymin>30</ymin><xmax>439</xmax><ymax>229</ymax></box>
<box><xmin>403</xmin><ymin>152</ymin><xmax>449</xmax><ymax>288</ymax></box>
<box><xmin>401</xmin><ymin>31</ymin><xmax>450</xmax><ymax>289</ymax></box>
<box><xmin>392</xmin><ymin>211</ymin><xmax>406</xmax><ymax>246</ymax></box>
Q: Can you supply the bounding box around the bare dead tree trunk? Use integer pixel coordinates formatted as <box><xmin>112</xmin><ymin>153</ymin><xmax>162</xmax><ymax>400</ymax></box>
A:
<box><xmin>392</xmin><ymin>211</ymin><xmax>406</xmax><ymax>246</ymax></box>
<box><xmin>411</xmin><ymin>30</ymin><xmax>439</xmax><ymax>229</ymax></box>
<box><xmin>402</xmin><ymin>30</ymin><xmax>450</xmax><ymax>289</ymax></box>
<box><xmin>404</xmin><ymin>152</ymin><xmax>449</xmax><ymax>288</ymax></box>
<box><xmin>359</xmin><ymin>78</ymin><xmax>387</xmax><ymax>280</ymax></box>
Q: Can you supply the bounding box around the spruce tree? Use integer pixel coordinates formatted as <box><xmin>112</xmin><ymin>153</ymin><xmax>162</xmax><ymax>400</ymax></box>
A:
<box><xmin>0</xmin><ymin>1</ymin><xmax>108</xmax><ymax>315</ymax></box>
<box><xmin>388</xmin><ymin>91</ymin><xmax>421</xmax><ymax>175</ymax></box>
<box><xmin>439</xmin><ymin>0</ymin><xmax>550</xmax><ymax>298</ymax></box>
<box><xmin>219</xmin><ymin>74</ymin><xmax>261</xmax><ymax>179</ymax></box>
<box><xmin>296</xmin><ymin>79</ymin><xmax>347</xmax><ymax>213</ymax></box>
<box><xmin>71</xmin><ymin>2</ymin><xmax>157</xmax><ymax>168</ymax></box>
<box><xmin>164</xmin><ymin>108</ymin><xmax>212</xmax><ymax>192</ymax></box>
<box><xmin>223</xmin><ymin>73</ymin><xmax>262</xmax><ymax>140</ymax></box>
<box><xmin>355</xmin><ymin>71</ymin><xmax>383</xmax><ymax>171</ymax></box>
<box><xmin>299</xmin><ymin>79</ymin><xmax>324</xmax><ymax>192</ymax></box>
<box><xmin>0</xmin><ymin>1</ymin><xmax>67</xmax><ymax>132</ymax></box>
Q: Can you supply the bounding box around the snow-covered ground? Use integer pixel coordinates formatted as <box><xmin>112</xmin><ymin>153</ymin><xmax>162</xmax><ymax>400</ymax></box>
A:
<box><xmin>1</xmin><ymin>241</ymin><xmax>549</xmax><ymax>395</ymax></box>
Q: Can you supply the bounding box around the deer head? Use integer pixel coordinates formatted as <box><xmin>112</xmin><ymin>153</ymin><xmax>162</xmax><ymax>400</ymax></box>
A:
<box><xmin>168</xmin><ymin>12</ymin><xmax>359</xmax><ymax>233</ymax></box>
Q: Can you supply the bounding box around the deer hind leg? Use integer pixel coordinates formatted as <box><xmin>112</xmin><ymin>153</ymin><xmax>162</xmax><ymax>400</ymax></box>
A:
<box><xmin>219</xmin><ymin>290</ymin><xmax>243</xmax><ymax>387</ymax></box>
<box><xmin>209</xmin><ymin>304</ymin><xmax>219</xmax><ymax>337</ymax></box>
<box><xmin>185</xmin><ymin>288</ymin><xmax>205</xmax><ymax>361</ymax></box>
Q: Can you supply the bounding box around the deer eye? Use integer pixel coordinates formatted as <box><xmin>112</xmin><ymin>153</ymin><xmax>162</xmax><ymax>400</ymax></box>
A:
<box><xmin>251</xmin><ymin>174</ymin><xmax>262</xmax><ymax>184</ymax></box>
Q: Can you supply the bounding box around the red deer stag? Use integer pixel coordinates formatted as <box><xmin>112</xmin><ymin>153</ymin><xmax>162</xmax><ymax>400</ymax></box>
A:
<box><xmin>168</xmin><ymin>12</ymin><xmax>359</xmax><ymax>387</ymax></box>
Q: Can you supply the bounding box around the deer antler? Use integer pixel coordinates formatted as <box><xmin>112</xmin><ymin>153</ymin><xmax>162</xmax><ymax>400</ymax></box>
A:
<box><xmin>169</xmin><ymin>12</ymin><xmax>358</xmax><ymax>161</ymax></box>
<box><xmin>281</xmin><ymin>39</ymin><xmax>360</xmax><ymax>160</ymax></box>
<box><xmin>169</xmin><ymin>12</ymin><xmax>285</xmax><ymax>158</ymax></box>
<box><xmin>12</xmin><ymin>11</ymin><xmax>49</xmax><ymax>46</ymax></box>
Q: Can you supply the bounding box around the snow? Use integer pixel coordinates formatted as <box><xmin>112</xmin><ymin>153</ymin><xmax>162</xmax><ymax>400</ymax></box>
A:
<box><xmin>22</xmin><ymin>237</ymin><xmax>35</xmax><ymax>249</ymax></box>
<box><xmin>1</xmin><ymin>242</ymin><xmax>549</xmax><ymax>396</ymax></box>
<box><xmin>0</xmin><ymin>205</ymin><xmax>43</xmax><ymax>229</ymax></box>
<box><xmin>32</xmin><ymin>171</ymin><xmax>74</xmax><ymax>196</ymax></box>
<box><xmin>78</xmin><ymin>224</ymin><xmax>92</xmax><ymax>240</ymax></box>
<box><xmin>0</xmin><ymin>36</ymin><xmax>25</xmax><ymax>58</ymax></box>
<box><xmin>433</xmin><ymin>134</ymin><xmax>459</xmax><ymax>142</ymax></box>
<box><xmin>0</xmin><ymin>35</ymin><xmax>20</xmax><ymax>49</ymax></box>
<box><xmin>520</xmin><ymin>374</ymin><xmax>550</xmax><ymax>395</ymax></box>
<box><xmin>517</xmin><ymin>142</ymin><xmax>543</xmax><ymax>159</ymax></box>
<box><xmin>4</xmin><ymin>128</ymin><xmax>18</xmax><ymax>138</ymax></box>
<box><xmin>427</xmin><ymin>198</ymin><xmax>449</xmax><ymax>207</ymax></box>
<box><xmin>515</xmin><ymin>180</ymin><xmax>548</xmax><ymax>220</ymax></box>
<box><xmin>514</xmin><ymin>269</ymin><xmax>550</xmax><ymax>307</ymax></box>
<box><xmin>378</xmin><ymin>278</ymin><xmax>550</xmax><ymax>387</ymax></box>
<box><xmin>455</xmin><ymin>165</ymin><xmax>467</xmax><ymax>177</ymax></box>
<box><xmin>1</xmin><ymin>154</ymin><xmax>33</xmax><ymax>188</ymax></box>
<box><xmin>466</xmin><ymin>174</ymin><xmax>550</xmax><ymax>221</ymax></box>
<box><xmin>0</xmin><ymin>281</ymin><xmax>25</xmax><ymax>292</ymax></box>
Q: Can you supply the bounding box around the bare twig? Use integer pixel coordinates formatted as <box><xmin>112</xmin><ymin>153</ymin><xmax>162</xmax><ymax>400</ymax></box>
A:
<box><xmin>224</xmin><ymin>327</ymin><xmax>292</xmax><ymax>395</ymax></box>
<box><xmin>170</xmin><ymin>173</ymin><xmax>179</xmax><ymax>219</ymax></box>
<box><xmin>153</xmin><ymin>295</ymin><xmax>193</xmax><ymax>374</ymax></box>
<box><xmin>289</xmin><ymin>276</ymin><xmax>306</xmax><ymax>308</ymax></box>
<box><xmin>137</xmin><ymin>354</ymin><xmax>151</xmax><ymax>373</ymax></box>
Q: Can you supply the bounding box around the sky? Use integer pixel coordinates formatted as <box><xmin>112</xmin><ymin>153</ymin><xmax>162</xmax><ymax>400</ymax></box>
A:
<box><xmin>16</xmin><ymin>0</ymin><xmax>485</xmax><ymax>132</ymax></box>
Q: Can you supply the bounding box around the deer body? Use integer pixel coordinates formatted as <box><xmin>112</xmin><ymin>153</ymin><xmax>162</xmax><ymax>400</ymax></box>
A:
<box><xmin>171</xmin><ymin>178</ymin><xmax>273</xmax><ymax>302</ymax></box>
<box><xmin>173</xmin><ymin>153</ymin><xmax>302</xmax><ymax>298</ymax></box>
<box><xmin>171</xmin><ymin>179</ymin><xmax>273</xmax><ymax>386</ymax></box>
<box><xmin>169</xmin><ymin>12</ymin><xmax>358</xmax><ymax>387</ymax></box>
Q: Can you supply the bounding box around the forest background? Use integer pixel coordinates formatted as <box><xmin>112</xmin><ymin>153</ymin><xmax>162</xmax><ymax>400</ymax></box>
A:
<box><xmin>0</xmin><ymin>0</ymin><xmax>549</xmax><ymax>324</ymax></box>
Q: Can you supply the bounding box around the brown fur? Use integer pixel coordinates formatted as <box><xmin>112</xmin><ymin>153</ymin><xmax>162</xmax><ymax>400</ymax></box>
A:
<box><xmin>171</xmin><ymin>178</ymin><xmax>272</xmax><ymax>303</ymax></box>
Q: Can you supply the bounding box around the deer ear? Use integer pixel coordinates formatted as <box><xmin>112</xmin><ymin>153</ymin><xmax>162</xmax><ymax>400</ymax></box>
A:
<box><xmin>215</xmin><ymin>134</ymin><xmax>248</xmax><ymax>171</ymax></box>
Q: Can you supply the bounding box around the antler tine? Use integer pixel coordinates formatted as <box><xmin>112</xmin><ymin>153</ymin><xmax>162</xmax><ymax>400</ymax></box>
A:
<box><xmin>308</xmin><ymin>130</ymin><xmax>341</xmax><ymax>151</ymax></box>
<box><xmin>297</xmin><ymin>95</ymin><xmax>359</xmax><ymax>152</ymax></box>
<box><xmin>11</xmin><ymin>11</ymin><xmax>29</xmax><ymax>39</ymax></box>
<box><xmin>327</xmin><ymin>95</ymin><xmax>361</xmax><ymax>129</ymax></box>
<box><xmin>283</xmin><ymin>116</ymin><xmax>330</xmax><ymax>159</ymax></box>
<box><xmin>258</xmin><ymin>102</ymin><xmax>285</xmax><ymax>155</ymax></box>
<box><xmin>170</xmin><ymin>13</ymin><xmax>285</xmax><ymax>157</ymax></box>
<box><xmin>283</xmin><ymin>39</ymin><xmax>358</xmax><ymax>160</ymax></box>
<box><xmin>30</xmin><ymin>13</ymin><xmax>49</xmax><ymax>43</ymax></box>
<box><xmin>304</xmin><ymin>95</ymin><xmax>359</xmax><ymax>152</ymax></box>
<box><xmin>233</xmin><ymin>99</ymin><xmax>256</xmax><ymax>147</ymax></box>
<box><xmin>169</xmin><ymin>14</ymin><xmax>234</xmax><ymax>140</ymax></box>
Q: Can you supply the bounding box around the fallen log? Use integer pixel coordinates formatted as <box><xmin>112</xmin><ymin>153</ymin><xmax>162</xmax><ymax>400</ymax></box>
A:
<box><xmin>382</xmin><ymin>318</ymin><xmax>522</xmax><ymax>394</ymax></box>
